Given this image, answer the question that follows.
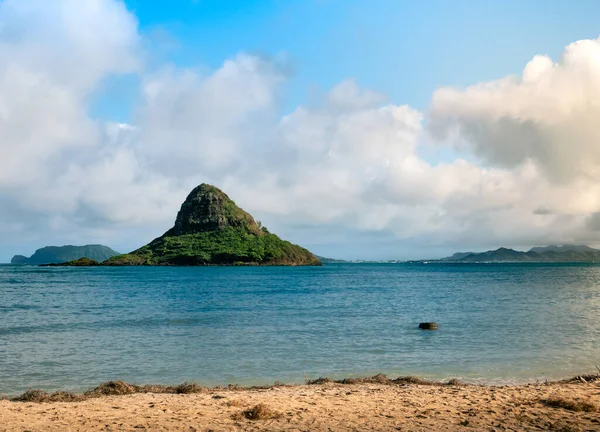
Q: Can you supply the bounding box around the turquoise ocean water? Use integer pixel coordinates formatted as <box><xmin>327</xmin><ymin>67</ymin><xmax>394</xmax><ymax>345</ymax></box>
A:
<box><xmin>1</xmin><ymin>263</ymin><xmax>599</xmax><ymax>395</ymax></box>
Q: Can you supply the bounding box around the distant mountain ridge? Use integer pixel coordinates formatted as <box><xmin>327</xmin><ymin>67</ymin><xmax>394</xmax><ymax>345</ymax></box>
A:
<box><xmin>441</xmin><ymin>245</ymin><xmax>600</xmax><ymax>263</ymax></box>
<box><xmin>11</xmin><ymin>245</ymin><xmax>120</xmax><ymax>265</ymax></box>
<box><xmin>528</xmin><ymin>245</ymin><xmax>597</xmax><ymax>254</ymax></box>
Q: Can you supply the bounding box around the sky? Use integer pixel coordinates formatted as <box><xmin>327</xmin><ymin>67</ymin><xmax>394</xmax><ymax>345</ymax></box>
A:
<box><xmin>3</xmin><ymin>0</ymin><xmax>600</xmax><ymax>261</ymax></box>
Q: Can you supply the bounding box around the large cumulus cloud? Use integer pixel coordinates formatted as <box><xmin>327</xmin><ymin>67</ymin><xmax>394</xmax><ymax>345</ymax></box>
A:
<box><xmin>427</xmin><ymin>37</ymin><xmax>600</xmax><ymax>254</ymax></box>
<box><xmin>430</xmin><ymin>38</ymin><xmax>600</xmax><ymax>186</ymax></box>
<box><xmin>0</xmin><ymin>0</ymin><xmax>179</xmax><ymax>253</ymax></box>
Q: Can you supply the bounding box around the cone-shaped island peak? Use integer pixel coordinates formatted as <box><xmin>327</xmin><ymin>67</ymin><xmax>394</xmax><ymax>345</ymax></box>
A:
<box><xmin>103</xmin><ymin>184</ymin><xmax>321</xmax><ymax>266</ymax></box>
<box><xmin>167</xmin><ymin>184</ymin><xmax>264</xmax><ymax>236</ymax></box>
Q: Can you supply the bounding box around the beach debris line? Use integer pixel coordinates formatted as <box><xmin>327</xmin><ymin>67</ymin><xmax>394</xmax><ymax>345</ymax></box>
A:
<box><xmin>419</xmin><ymin>322</ymin><xmax>439</xmax><ymax>330</ymax></box>
<box><xmin>305</xmin><ymin>374</ymin><xmax>462</xmax><ymax>386</ymax></box>
<box><xmin>9</xmin><ymin>380</ymin><xmax>208</xmax><ymax>402</ymax></box>
<box><xmin>7</xmin><ymin>375</ymin><xmax>468</xmax><ymax>404</ymax></box>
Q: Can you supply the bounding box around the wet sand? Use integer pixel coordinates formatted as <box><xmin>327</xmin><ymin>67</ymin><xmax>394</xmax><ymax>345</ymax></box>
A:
<box><xmin>1</xmin><ymin>378</ymin><xmax>599</xmax><ymax>431</ymax></box>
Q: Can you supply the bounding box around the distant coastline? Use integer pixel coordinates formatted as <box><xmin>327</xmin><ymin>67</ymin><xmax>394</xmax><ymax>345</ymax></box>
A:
<box><xmin>433</xmin><ymin>244</ymin><xmax>600</xmax><ymax>263</ymax></box>
<box><xmin>10</xmin><ymin>244</ymin><xmax>600</xmax><ymax>266</ymax></box>
<box><xmin>319</xmin><ymin>244</ymin><xmax>600</xmax><ymax>264</ymax></box>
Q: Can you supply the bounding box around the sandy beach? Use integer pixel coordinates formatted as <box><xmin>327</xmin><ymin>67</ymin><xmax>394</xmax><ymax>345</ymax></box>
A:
<box><xmin>1</xmin><ymin>376</ymin><xmax>598</xmax><ymax>431</ymax></box>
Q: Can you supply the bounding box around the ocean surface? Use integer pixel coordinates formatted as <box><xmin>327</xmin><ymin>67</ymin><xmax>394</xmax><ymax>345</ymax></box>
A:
<box><xmin>1</xmin><ymin>263</ymin><xmax>599</xmax><ymax>395</ymax></box>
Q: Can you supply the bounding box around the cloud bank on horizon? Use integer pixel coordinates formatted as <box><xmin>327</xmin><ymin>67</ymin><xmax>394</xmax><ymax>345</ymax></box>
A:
<box><xmin>1</xmin><ymin>0</ymin><xmax>600</xmax><ymax>260</ymax></box>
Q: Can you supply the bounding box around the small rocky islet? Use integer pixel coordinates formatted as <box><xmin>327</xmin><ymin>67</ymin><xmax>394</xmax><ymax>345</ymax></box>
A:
<box><xmin>55</xmin><ymin>184</ymin><xmax>321</xmax><ymax>267</ymax></box>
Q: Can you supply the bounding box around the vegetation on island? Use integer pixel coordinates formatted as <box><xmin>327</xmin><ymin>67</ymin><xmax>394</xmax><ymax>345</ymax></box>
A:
<box><xmin>104</xmin><ymin>229</ymin><xmax>319</xmax><ymax>266</ymax></box>
<box><xmin>103</xmin><ymin>184</ymin><xmax>321</xmax><ymax>266</ymax></box>
<box><xmin>41</xmin><ymin>257</ymin><xmax>100</xmax><ymax>267</ymax></box>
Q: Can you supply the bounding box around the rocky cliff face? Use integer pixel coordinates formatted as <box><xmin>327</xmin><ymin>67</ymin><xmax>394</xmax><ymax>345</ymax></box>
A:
<box><xmin>166</xmin><ymin>184</ymin><xmax>262</xmax><ymax>236</ymax></box>
<box><xmin>105</xmin><ymin>184</ymin><xmax>321</xmax><ymax>266</ymax></box>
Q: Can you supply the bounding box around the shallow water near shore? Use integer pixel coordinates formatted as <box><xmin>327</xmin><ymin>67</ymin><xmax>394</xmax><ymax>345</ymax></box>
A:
<box><xmin>1</xmin><ymin>263</ymin><xmax>599</xmax><ymax>395</ymax></box>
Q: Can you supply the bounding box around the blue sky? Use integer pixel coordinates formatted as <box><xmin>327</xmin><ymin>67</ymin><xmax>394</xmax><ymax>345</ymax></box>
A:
<box><xmin>94</xmin><ymin>0</ymin><xmax>600</xmax><ymax>121</ymax></box>
<box><xmin>4</xmin><ymin>0</ymin><xmax>600</xmax><ymax>262</ymax></box>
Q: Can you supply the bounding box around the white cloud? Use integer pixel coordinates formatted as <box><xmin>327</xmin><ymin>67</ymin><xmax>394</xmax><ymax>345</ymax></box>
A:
<box><xmin>429</xmin><ymin>37</ymin><xmax>600</xmax><ymax>185</ymax></box>
<box><xmin>0</xmin><ymin>0</ymin><xmax>139</xmax><ymax>89</ymax></box>
<box><xmin>0</xmin><ymin>0</ymin><xmax>175</xmax><ymax>255</ymax></box>
<box><xmin>135</xmin><ymin>54</ymin><xmax>285</xmax><ymax>177</ymax></box>
<box><xmin>424</xmin><ymin>36</ymin><xmax>600</xmax><ymax>253</ymax></box>
<box><xmin>0</xmin><ymin>0</ymin><xmax>139</xmax><ymax>191</ymax></box>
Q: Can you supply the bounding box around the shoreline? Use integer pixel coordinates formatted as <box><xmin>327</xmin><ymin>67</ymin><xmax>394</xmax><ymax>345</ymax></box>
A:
<box><xmin>3</xmin><ymin>373</ymin><xmax>599</xmax><ymax>401</ymax></box>
<box><xmin>1</xmin><ymin>375</ymin><xmax>598</xmax><ymax>431</ymax></box>
<box><xmin>3</xmin><ymin>373</ymin><xmax>599</xmax><ymax>400</ymax></box>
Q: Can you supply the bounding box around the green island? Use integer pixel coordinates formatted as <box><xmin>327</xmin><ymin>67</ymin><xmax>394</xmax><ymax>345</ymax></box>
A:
<box><xmin>41</xmin><ymin>257</ymin><xmax>101</xmax><ymax>267</ymax></box>
<box><xmin>59</xmin><ymin>184</ymin><xmax>320</xmax><ymax>267</ymax></box>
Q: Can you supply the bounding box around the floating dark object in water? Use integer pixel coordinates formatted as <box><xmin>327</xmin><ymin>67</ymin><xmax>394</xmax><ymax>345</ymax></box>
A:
<box><xmin>419</xmin><ymin>322</ymin><xmax>438</xmax><ymax>330</ymax></box>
